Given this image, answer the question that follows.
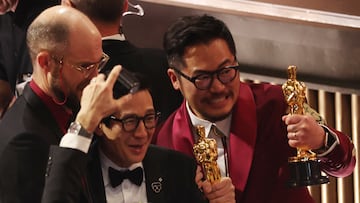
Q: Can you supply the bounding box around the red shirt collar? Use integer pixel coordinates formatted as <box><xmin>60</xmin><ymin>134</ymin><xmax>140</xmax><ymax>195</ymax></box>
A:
<box><xmin>29</xmin><ymin>80</ymin><xmax>73</xmax><ymax>134</ymax></box>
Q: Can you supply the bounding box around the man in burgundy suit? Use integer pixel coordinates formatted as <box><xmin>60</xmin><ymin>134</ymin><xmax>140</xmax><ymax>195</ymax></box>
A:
<box><xmin>154</xmin><ymin>15</ymin><xmax>356</xmax><ymax>203</ymax></box>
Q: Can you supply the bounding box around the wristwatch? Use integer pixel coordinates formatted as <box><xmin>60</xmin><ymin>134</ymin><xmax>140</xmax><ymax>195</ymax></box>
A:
<box><xmin>68</xmin><ymin>121</ymin><xmax>92</xmax><ymax>138</ymax></box>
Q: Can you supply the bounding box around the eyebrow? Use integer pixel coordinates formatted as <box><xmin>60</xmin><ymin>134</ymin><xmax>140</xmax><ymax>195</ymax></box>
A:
<box><xmin>191</xmin><ymin>59</ymin><xmax>236</xmax><ymax>75</ymax></box>
<box><xmin>119</xmin><ymin>109</ymin><xmax>156</xmax><ymax>119</ymax></box>
<box><xmin>216</xmin><ymin>59</ymin><xmax>234</xmax><ymax>69</ymax></box>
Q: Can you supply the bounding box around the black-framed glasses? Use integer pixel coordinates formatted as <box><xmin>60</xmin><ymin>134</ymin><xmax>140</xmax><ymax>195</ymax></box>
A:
<box><xmin>173</xmin><ymin>65</ymin><xmax>240</xmax><ymax>90</ymax></box>
<box><xmin>109</xmin><ymin>112</ymin><xmax>161</xmax><ymax>132</ymax></box>
<box><xmin>52</xmin><ymin>52</ymin><xmax>109</xmax><ymax>76</ymax></box>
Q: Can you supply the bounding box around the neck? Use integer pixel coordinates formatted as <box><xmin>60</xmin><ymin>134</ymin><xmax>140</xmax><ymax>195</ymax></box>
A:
<box><xmin>32</xmin><ymin>72</ymin><xmax>53</xmax><ymax>98</ymax></box>
<box><xmin>100</xmin><ymin>140</ymin><xmax>131</xmax><ymax>168</ymax></box>
<box><xmin>92</xmin><ymin>19</ymin><xmax>122</xmax><ymax>37</ymax></box>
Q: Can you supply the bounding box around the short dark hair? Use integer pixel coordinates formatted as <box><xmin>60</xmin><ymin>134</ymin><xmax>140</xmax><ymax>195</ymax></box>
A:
<box><xmin>163</xmin><ymin>15</ymin><xmax>236</xmax><ymax>69</ymax></box>
<box><xmin>110</xmin><ymin>70</ymin><xmax>152</xmax><ymax>100</ymax></box>
<box><xmin>70</xmin><ymin>0</ymin><xmax>125</xmax><ymax>23</ymax></box>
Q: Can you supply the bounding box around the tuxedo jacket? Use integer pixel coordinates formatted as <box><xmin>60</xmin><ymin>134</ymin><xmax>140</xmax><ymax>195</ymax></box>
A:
<box><xmin>101</xmin><ymin>40</ymin><xmax>183</xmax><ymax>122</ymax></box>
<box><xmin>0</xmin><ymin>84</ymin><xmax>63</xmax><ymax>202</ymax></box>
<box><xmin>154</xmin><ymin>82</ymin><xmax>356</xmax><ymax>203</ymax></box>
<box><xmin>42</xmin><ymin>143</ymin><xmax>207</xmax><ymax>203</ymax></box>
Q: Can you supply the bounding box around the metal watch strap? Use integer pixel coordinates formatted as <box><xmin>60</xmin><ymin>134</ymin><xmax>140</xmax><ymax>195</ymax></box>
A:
<box><xmin>68</xmin><ymin>121</ymin><xmax>92</xmax><ymax>138</ymax></box>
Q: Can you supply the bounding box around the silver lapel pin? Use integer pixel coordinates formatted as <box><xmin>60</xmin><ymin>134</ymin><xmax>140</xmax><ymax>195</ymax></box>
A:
<box><xmin>151</xmin><ymin>177</ymin><xmax>162</xmax><ymax>193</ymax></box>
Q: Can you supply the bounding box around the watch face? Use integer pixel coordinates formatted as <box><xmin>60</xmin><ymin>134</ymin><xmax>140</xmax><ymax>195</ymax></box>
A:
<box><xmin>69</xmin><ymin>122</ymin><xmax>81</xmax><ymax>134</ymax></box>
<box><xmin>68</xmin><ymin>122</ymin><xmax>92</xmax><ymax>138</ymax></box>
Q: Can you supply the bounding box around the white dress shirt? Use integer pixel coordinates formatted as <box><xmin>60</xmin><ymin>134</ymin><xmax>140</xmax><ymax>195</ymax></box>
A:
<box><xmin>186</xmin><ymin>101</ymin><xmax>232</xmax><ymax>177</ymax></box>
<box><xmin>99</xmin><ymin>149</ymin><xmax>148</xmax><ymax>203</ymax></box>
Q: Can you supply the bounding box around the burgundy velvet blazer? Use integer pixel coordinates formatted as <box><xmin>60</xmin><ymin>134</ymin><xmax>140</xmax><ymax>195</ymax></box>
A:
<box><xmin>154</xmin><ymin>82</ymin><xmax>355</xmax><ymax>203</ymax></box>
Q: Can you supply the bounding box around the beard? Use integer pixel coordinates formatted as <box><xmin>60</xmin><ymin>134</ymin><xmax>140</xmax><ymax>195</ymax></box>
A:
<box><xmin>203</xmin><ymin>110</ymin><xmax>232</xmax><ymax>123</ymax></box>
<box><xmin>197</xmin><ymin>92</ymin><xmax>235</xmax><ymax>122</ymax></box>
<box><xmin>50</xmin><ymin>66</ymin><xmax>91</xmax><ymax>114</ymax></box>
<box><xmin>51</xmin><ymin>78</ymin><xmax>80</xmax><ymax>113</ymax></box>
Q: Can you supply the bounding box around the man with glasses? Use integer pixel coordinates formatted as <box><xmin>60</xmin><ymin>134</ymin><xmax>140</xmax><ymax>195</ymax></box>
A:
<box><xmin>0</xmin><ymin>6</ymin><xmax>118</xmax><ymax>202</ymax></box>
<box><xmin>42</xmin><ymin>72</ymin><xmax>235</xmax><ymax>202</ymax></box>
<box><xmin>154</xmin><ymin>15</ymin><xmax>355</xmax><ymax>203</ymax></box>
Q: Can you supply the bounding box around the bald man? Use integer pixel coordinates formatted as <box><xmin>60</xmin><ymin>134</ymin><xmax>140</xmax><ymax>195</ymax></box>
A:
<box><xmin>0</xmin><ymin>5</ymin><xmax>121</xmax><ymax>202</ymax></box>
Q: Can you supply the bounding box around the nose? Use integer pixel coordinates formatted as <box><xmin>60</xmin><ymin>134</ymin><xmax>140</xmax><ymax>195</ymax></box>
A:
<box><xmin>133</xmin><ymin>121</ymin><xmax>148</xmax><ymax>138</ymax></box>
<box><xmin>209</xmin><ymin>76</ymin><xmax>225</xmax><ymax>92</ymax></box>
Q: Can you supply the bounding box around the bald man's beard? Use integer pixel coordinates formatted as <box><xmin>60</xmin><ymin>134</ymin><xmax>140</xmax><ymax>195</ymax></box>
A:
<box><xmin>50</xmin><ymin>68</ymin><xmax>82</xmax><ymax>113</ymax></box>
<box><xmin>51</xmin><ymin>80</ymin><xmax>80</xmax><ymax>113</ymax></box>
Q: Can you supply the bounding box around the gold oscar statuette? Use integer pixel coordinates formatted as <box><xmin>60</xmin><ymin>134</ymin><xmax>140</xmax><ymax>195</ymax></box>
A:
<box><xmin>193</xmin><ymin>125</ymin><xmax>221</xmax><ymax>183</ymax></box>
<box><xmin>282</xmin><ymin>65</ymin><xmax>329</xmax><ymax>187</ymax></box>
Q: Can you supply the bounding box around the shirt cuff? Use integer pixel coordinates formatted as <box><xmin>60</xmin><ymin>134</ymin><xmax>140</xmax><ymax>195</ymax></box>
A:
<box><xmin>59</xmin><ymin>132</ymin><xmax>92</xmax><ymax>153</ymax></box>
<box><xmin>316</xmin><ymin>125</ymin><xmax>340</xmax><ymax>157</ymax></box>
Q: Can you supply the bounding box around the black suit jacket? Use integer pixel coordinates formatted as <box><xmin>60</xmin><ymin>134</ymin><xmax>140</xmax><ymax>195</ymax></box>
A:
<box><xmin>42</xmin><ymin>144</ymin><xmax>208</xmax><ymax>203</ymax></box>
<box><xmin>0</xmin><ymin>84</ymin><xmax>63</xmax><ymax>203</ymax></box>
<box><xmin>101</xmin><ymin>40</ymin><xmax>183</xmax><ymax>122</ymax></box>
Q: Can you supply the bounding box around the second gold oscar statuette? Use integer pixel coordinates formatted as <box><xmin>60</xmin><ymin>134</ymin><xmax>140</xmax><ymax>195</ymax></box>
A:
<box><xmin>193</xmin><ymin>125</ymin><xmax>221</xmax><ymax>183</ymax></box>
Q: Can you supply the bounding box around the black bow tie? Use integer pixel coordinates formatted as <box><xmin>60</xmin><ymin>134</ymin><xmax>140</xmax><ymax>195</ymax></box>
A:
<box><xmin>108</xmin><ymin>167</ymin><xmax>143</xmax><ymax>188</ymax></box>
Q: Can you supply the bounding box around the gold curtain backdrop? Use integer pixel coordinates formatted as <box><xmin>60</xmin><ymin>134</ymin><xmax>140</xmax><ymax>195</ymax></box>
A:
<box><xmin>242</xmin><ymin>77</ymin><xmax>359</xmax><ymax>203</ymax></box>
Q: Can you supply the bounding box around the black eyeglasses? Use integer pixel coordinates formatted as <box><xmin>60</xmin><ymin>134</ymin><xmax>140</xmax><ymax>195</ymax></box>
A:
<box><xmin>173</xmin><ymin>65</ymin><xmax>240</xmax><ymax>90</ymax></box>
<box><xmin>109</xmin><ymin>112</ymin><xmax>161</xmax><ymax>132</ymax></box>
<box><xmin>52</xmin><ymin>53</ymin><xmax>109</xmax><ymax>77</ymax></box>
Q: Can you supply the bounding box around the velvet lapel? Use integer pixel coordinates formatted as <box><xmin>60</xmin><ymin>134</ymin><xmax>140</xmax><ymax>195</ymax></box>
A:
<box><xmin>169</xmin><ymin>102</ymin><xmax>196</xmax><ymax>157</ymax></box>
<box><xmin>229</xmin><ymin>82</ymin><xmax>257</xmax><ymax>192</ymax></box>
<box><xmin>143</xmin><ymin>146</ymin><xmax>166</xmax><ymax>203</ymax></box>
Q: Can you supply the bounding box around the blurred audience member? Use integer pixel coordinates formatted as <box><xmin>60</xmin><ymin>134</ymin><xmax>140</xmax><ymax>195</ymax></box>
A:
<box><xmin>63</xmin><ymin>0</ymin><xmax>183</xmax><ymax>122</ymax></box>
<box><xmin>0</xmin><ymin>0</ymin><xmax>59</xmax><ymax>118</ymax></box>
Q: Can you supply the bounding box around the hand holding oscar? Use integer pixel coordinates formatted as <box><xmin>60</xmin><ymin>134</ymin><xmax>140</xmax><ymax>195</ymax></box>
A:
<box><xmin>282</xmin><ymin>65</ymin><xmax>329</xmax><ymax>187</ymax></box>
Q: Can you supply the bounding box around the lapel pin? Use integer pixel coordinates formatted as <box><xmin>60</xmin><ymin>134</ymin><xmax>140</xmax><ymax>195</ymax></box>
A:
<box><xmin>151</xmin><ymin>177</ymin><xmax>162</xmax><ymax>193</ymax></box>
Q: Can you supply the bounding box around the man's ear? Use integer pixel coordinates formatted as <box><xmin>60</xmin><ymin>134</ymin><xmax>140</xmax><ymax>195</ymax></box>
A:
<box><xmin>37</xmin><ymin>52</ymin><xmax>52</xmax><ymax>72</ymax></box>
<box><xmin>167</xmin><ymin>68</ymin><xmax>180</xmax><ymax>90</ymax></box>
<box><xmin>61</xmin><ymin>0</ymin><xmax>72</xmax><ymax>6</ymax></box>
<box><xmin>95</xmin><ymin>124</ymin><xmax>104</xmax><ymax>136</ymax></box>
<box><xmin>98</xmin><ymin>123</ymin><xmax>118</xmax><ymax>140</ymax></box>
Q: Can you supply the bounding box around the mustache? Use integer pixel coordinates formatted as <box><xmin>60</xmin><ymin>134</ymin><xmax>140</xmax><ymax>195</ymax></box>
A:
<box><xmin>203</xmin><ymin>92</ymin><xmax>229</xmax><ymax>100</ymax></box>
